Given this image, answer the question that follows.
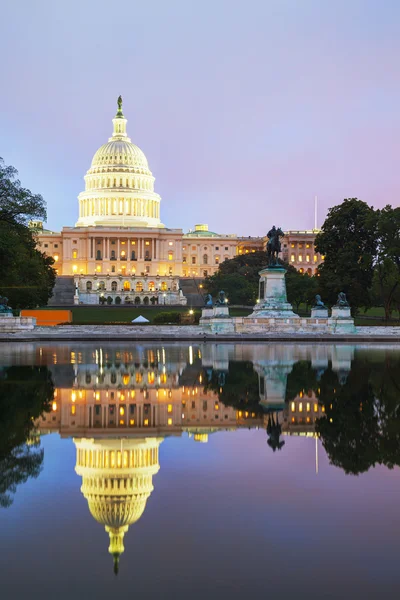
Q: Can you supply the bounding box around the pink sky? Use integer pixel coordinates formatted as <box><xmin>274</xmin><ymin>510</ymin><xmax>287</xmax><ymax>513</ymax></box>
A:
<box><xmin>1</xmin><ymin>0</ymin><xmax>400</xmax><ymax>235</ymax></box>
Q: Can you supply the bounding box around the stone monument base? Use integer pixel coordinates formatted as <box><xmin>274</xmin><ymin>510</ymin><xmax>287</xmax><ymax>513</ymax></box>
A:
<box><xmin>199</xmin><ymin>305</ymin><xmax>234</xmax><ymax>333</ymax></box>
<box><xmin>0</xmin><ymin>314</ymin><xmax>36</xmax><ymax>333</ymax></box>
<box><xmin>328</xmin><ymin>306</ymin><xmax>355</xmax><ymax>333</ymax></box>
<box><xmin>311</xmin><ymin>308</ymin><xmax>329</xmax><ymax>319</ymax></box>
<box><xmin>248</xmin><ymin>267</ymin><xmax>298</xmax><ymax>318</ymax></box>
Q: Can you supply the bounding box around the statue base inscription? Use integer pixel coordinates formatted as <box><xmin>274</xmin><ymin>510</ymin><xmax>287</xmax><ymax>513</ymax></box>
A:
<box><xmin>249</xmin><ymin>267</ymin><xmax>298</xmax><ymax>318</ymax></box>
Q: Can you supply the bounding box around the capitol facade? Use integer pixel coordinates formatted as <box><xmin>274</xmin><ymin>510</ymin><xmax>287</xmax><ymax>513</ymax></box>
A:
<box><xmin>34</xmin><ymin>98</ymin><xmax>322</xmax><ymax>305</ymax></box>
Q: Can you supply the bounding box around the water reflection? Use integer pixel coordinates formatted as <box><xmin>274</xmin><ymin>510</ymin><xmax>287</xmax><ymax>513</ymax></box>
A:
<box><xmin>1</xmin><ymin>342</ymin><xmax>400</xmax><ymax>574</ymax></box>
<box><xmin>0</xmin><ymin>365</ymin><xmax>53</xmax><ymax>507</ymax></box>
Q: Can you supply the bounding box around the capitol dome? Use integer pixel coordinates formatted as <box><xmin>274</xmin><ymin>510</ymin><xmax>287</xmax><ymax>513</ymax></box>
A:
<box><xmin>74</xmin><ymin>437</ymin><xmax>162</xmax><ymax>574</ymax></box>
<box><xmin>75</xmin><ymin>97</ymin><xmax>164</xmax><ymax>228</ymax></box>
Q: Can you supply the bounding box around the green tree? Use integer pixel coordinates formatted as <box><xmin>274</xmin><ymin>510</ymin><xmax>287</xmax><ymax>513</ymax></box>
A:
<box><xmin>370</xmin><ymin>259</ymin><xmax>400</xmax><ymax>320</ymax></box>
<box><xmin>0</xmin><ymin>366</ymin><xmax>54</xmax><ymax>507</ymax></box>
<box><xmin>0</xmin><ymin>159</ymin><xmax>56</xmax><ymax>308</ymax></box>
<box><xmin>315</xmin><ymin>198</ymin><xmax>377</xmax><ymax>312</ymax></box>
<box><xmin>286</xmin><ymin>269</ymin><xmax>318</xmax><ymax>312</ymax></box>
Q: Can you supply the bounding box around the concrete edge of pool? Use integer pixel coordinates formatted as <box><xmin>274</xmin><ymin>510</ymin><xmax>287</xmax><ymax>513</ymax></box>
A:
<box><xmin>0</xmin><ymin>324</ymin><xmax>400</xmax><ymax>343</ymax></box>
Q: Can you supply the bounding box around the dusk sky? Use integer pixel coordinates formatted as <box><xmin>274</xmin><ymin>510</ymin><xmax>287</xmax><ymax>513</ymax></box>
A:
<box><xmin>2</xmin><ymin>0</ymin><xmax>400</xmax><ymax>235</ymax></box>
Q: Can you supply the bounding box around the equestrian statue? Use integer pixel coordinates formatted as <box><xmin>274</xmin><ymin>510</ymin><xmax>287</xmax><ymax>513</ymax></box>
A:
<box><xmin>266</xmin><ymin>225</ymin><xmax>284</xmax><ymax>267</ymax></box>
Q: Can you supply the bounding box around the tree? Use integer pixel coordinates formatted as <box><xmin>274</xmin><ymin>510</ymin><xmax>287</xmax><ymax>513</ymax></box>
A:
<box><xmin>370</xmin><ymin>259</ymin><xmax>400</xmax><ymax>320</ymax></box>
<box><xmin>0</xmin><ymin>366</ymin><xmax>54</xmax><ymax>507</ymax></box>
<box><xmin>0</xmin><ymin>158</ymin><xmax>46</xmax><ymax>226</ymax></box>
<box><xmin>205</xmin><ymin>272</ymin><xmax>257</xmax><ymax>305</ymax></box>
<box><xmin>285</xmin><ymin>268</ymin><xmax>318</xmax><ymax>312</ymax></box>
<box><xmin>315</xmin><ymin>198</ymin><xmax>377</xmax><ymax>312</ymax></box>
<box><xmin>0</xmin><ymin>159</ymin><xmax>56</xmax><ymax>308</ymax></box>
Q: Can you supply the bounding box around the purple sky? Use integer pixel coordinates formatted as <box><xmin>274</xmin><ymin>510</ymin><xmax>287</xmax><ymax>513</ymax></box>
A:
<box><xmin>2</xmin><ymin>0</ymin><xmax>400</xmax><ymax>235</ymax></box>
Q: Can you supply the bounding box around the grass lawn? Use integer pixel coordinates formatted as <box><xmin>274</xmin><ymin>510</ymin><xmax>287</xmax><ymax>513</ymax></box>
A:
<box><xmin>68</xmin><ymin>306</ymin><xmax>252</xmax><ymax>324</ymax></box>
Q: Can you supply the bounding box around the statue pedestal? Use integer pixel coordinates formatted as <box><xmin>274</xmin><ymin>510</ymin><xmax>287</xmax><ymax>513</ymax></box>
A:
<box><xmin>213</xmin><ymin>305</ymin><xmax>230</xmax><ymax>318</ymax></box>
<box><xmin>199</xmin><ymin>308</ymin><xmax>214</xmax><ymax>323</ymax></box>
<box><xmin>329</xmin><ymin>306</ymin><xmax>355</xmax><ymax>333</ymax></box>
<box><xmin>331</xmin><ymin>306</ymin><xmax>351</xmax><ymax>319</ymax></box>
<box><xmin>311</xmin><ymin>308</ymin><xmax>329</xmax><ymax>319</ymax></box>
<box><xmin>74</xmin><ymin>294</ymin><xmax>79</xmax><ymax>305</ymax></box>
<box><xmin>249</xmin><ymin>267</ymin><xmax>298</xmax><ymax>318</ymax></box>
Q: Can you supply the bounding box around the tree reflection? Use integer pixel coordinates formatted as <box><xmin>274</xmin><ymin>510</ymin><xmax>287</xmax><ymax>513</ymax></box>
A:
<box><xmin>0</xmin><ymin>366</ymin><xmax>53</xmax><ymax>507</ymax></box>
<box><xmin>284</xmin><ymin>353</ymin><xmax>400</xmax><ymax>475</ymax></box>
<box><xmin>203</xmin><ymin>361</ymin><xmax>264</xmax><ymax>415</ymax></box>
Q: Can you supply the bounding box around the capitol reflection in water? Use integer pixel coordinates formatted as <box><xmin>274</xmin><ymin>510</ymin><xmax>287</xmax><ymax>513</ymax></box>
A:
<box><xmin>1</xmin><ymin>341</ymin><xmax>398</xmax><ymax>578</ymax></box>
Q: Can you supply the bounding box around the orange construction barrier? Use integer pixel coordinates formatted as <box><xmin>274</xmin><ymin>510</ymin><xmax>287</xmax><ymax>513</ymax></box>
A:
<box><xmin>20</xmin><ymin>310</ymin><xmax>72</xmax><ymax>326</ymax></box>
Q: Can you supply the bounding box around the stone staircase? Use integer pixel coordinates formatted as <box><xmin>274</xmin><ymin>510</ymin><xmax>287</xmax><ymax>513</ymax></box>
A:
<box><xmin>48</xmin><ymin>276</ymin><xmax>75</xmax><ymax>306</ymax></box>
<box><xmin>179</xmin><ymin>278</ymin><xmax>205</xmax><ymax>307</ymax></box>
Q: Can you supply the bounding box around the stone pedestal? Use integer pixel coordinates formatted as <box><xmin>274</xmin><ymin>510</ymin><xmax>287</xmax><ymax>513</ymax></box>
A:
<box><xmin>329</xmin><ymin>306</ymin><xmax>355</xmax><ymax>333</ymax></box>
<box><xmin>0</xmin><ymin>314</ymin><xmax>36</xmax><ymax>333</ymax></box>
<box><xmin>311</xmin><ymin>307</ymin><xmax>329</xmax><ymax>319</ymax></box>
<box><xmin>213</xmin><ymin>305</ymin><xmax>230</xmax><ymax>318</ymax></box>
<box><xmin>199</xmin><ymin>308</ymin><xmax>214</xmax><ymax>324</ymax></box>
<box><xmin>74</xmin><ymin>294</ymin><xmax>79</xmax><ymax>305</ymax></box>
<box><xmin>249</xmin><ymin>267</ymin><xmax>298</xmax><ymax>318</ymax></box>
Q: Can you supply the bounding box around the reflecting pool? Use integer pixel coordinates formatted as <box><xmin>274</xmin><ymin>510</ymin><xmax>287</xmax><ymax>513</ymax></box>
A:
<box><xmin>1</xmin><ymin>342</ymin><xmax>400</xmax><ymax>598</ymax></box>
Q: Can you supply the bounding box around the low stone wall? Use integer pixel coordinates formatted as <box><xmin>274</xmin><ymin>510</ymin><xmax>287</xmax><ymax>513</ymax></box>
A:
<box><xmin>0</xmin><ymin>315</ymin><xmax>36</xmax><ymax>332</ymax></box>
<box><xmin>200</xmin><ymin>308</ymin><xmax>356</xmax><ymax>335</ymax></box>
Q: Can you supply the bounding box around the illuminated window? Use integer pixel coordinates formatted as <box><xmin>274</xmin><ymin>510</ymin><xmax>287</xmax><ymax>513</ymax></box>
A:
<box><xmin>298</xmin><ymin>255</ymin><xmax>303</xmax><ymax>262</ymax></box>
<box><xmin>314</xmin><ymin>255</ymin><xmax>317</xmax><ymax>262</ymax></box>
<box><xmin>291</xmin><ymin>243</ymin><xmax>295</xmax><ymax>248</ymax></box>
<box><xmin>306</xmin><ymin>255</ymin><xmax>310</xmax><ymax>262</ymax></box>
<box><xmin>72</xmin><ymin>250</ymin><xmax>78</xmax><ymax>259</ymax></box>
<box><xmin>168</xmin><ymin>418</ymin><xmax>172</xmax><ymax>425</ymax></box>
<box><xmin>168</xmin><ymin>251</ymin><xmax>173</xmax><ymax>261</ymax></box>
<box><xmin>214</xmin><ymin>403</ymin><xmax>219</xmax><ymax>411</ymax></box>
<box><xmin>167</xmin><ymin>404</ymin><xmax>173</xmax><ymax>413</ymax></box>
<box><xmin>119</xmin><ymin>407</ymin><xmax>125</xmax><ymax>416</ymax></box>
<box><xmin>144</xmin><ymin>418</ymin><xmax>149</xmax><ymax>426</ymax></box>
<box><xmin>71</xmin><ymin>405</ymin><xmax>76</xmax><ymax>415</ymax></box>
<box><xmin>136</xmin><ymin>373</ymin><xmax>143</xmax><ymax>383</ymax></box>
<box><xmin>299</xmin><ymin>402</ymin><xmax>303</xmax><ymax>412</ymax></box>
<box><xmin>290</xmin><ymin>254</ymin><xmax>295</xmax><ymax>262</ymax></box>
<box><xmin>71</xmin><ymin>392</ymin><xmax>76</xmax><ymax>402</ymax></box>
<box><xmin>145</xmin><ymin>241</ymin><xmax>150</xmax><ymax>246</ymax></box>
<box><xmin>291</xmin><ymin>402</ymin><xmax>295</xmax><ymax>411</ymax></box>
<box><xmin>306</xmin><ymin>403</ymin><xmax>310</xmax><ymax>412</ymax></box>
<box><xmin>306</xmin><ymin>243</ymin><xmax>310</xmax><ymax>248</ymax></box>
<box><xmin>129</xmin><ymin>419</ymin><xmax>135</xmax><ymax>426</ymax></box>
<box><xmin>52</xmin><ymin>402</ymin><xmax>57</xmax><ymax>411</ymax></box>
<box><xmin>314</xmin><ymin>403</ymin><xmax>318</xmax><ymax>412</ymax></box>
<box><xmin>148</xmin><ymin>372</ymin><xmax>155</xmax><ymax>384</ymax></box>
<box><xmin>169</xmin><ymin>241</ymin><xmax>173</xmax><ymax>246</ymax></box>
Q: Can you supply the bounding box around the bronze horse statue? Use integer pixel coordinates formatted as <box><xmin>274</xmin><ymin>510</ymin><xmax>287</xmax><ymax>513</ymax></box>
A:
<box><xmin>266</xmin><ymin>226</ymin><xmax>284</xmax><ymax>266</ymax></box>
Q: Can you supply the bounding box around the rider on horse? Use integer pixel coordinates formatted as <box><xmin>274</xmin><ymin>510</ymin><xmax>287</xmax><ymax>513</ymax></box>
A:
<box><xmin>266</xmin><ymin>225</ymin><xmax>284</xmax><ymax>266</ymax></box>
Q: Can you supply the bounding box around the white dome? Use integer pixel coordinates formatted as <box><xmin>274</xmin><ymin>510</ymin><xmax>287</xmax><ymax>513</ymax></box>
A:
<box><xmin>75</xmin><ymin>98</ymin><xmax>163</xmax><ymax>228</ymax></box>
<box><xmin>91</xmin><ymin>140</ymin><xmax>150</xmax><ymax>172</ymax></box>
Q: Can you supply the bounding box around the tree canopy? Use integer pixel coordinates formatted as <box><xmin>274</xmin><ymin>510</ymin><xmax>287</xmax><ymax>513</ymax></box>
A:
<box><xmin>0</xmin><ymin>158</ymin><xmax>56</xmax><ymax>308</ymax></box>
<box><xmin>315</xmin><ymin>198</ymin><xmax>377</xmax><ymax>311</ymax></box>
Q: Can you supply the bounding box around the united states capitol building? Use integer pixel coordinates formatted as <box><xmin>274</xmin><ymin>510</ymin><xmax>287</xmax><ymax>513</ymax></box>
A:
<box><xmin>34</xmin><ymin>98</ymin><xmax>322</xmax><ymax>305</ymax></box>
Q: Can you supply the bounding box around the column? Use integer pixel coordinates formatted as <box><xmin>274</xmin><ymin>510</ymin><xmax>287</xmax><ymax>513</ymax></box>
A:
<box><xmin>102</xmin><ymin>238</ymin><xmax>105</xmax><ymax>259</ymax></box>
<box><xmin>107</xmin><ymin>238</ymin><xmax>110</xmax><ymax>259</ymax></box>
<box><xmin>117</xmin><ymin>238</ymin><xmax>120</xmax><ymax>259</ymax></box>
<box><xmin>152</xmin><ymin>239</ymin><xmax>155</xmax><ymax>259</ymax></box>
<box><xmin>156</xmin><ymin>239</ymin><xmax>160</xmax><ymax>260</ymax></box>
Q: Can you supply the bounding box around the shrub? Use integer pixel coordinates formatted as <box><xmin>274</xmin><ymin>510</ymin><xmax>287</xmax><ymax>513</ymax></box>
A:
<box><xmin>107</xmin><ymin>296</ymin><xmax>113</xmax><ymax>305</ymax></box>
<box><xmin>153</xmin><ymin>311</ymin><xmax>181</xmax><ymax>324</ymax></box>
<box><xmin>134</xmin><ymin>296</ymin><xmax>141</xmax><ymax>305</ymax></box>
<box><xmin>143</xmin><ymin>296</ymin><xmax>149</xmax><ymax>305</ymax></box>
<box><xmin>99</xmin><ymin>296</ymin><xmax>107</xmax><ymax>305</ymax></box>
<box><xmin>115</xmin><ymin>296</ymin><xmax>121</xmax><ymax>305</ymax></box>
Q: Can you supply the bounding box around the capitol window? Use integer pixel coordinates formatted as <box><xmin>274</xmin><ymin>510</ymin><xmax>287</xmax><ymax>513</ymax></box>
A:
<box><xmin>203</xmin><ymin>254</ymin><xmax>208</xmax><ymax>264</ymax></box>
<box><xmin>111</xmin><ymin>281</ymin><xmax>117</xmax><ymax>291</ymax></box>
<box><xmin>215</xmin><ymin>256</ymin><xmax>220</xmax><ymax>264</ymax></box>
<box><xmin>298</xmin><ymin>255</ymin><xmax>303</xmax><ymax>262</ymax></box>
<box><xmin>86</xmin><ymin>281</ymin><xmax>92</xmax><ymax>291</ymax></box>
<box><xmin>72</xmin><ymin>250</ymin><xmax>78</xmax><ymax>259</ymax></box>
<box><xmin>192</xmin><ymin>257</ymin><xmax>196</xmax><ymax>264</ymax></box>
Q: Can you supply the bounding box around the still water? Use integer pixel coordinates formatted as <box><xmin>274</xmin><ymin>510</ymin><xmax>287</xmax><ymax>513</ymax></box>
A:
<box><xmin>1</xmin><ymin>342</ymin><xmax>400</xmax><ymax>599</ymax></box>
